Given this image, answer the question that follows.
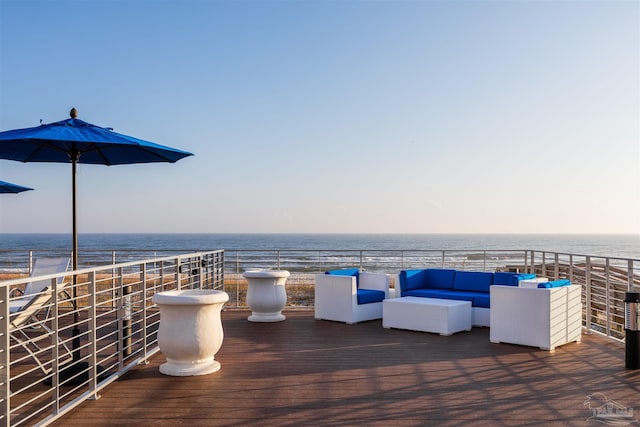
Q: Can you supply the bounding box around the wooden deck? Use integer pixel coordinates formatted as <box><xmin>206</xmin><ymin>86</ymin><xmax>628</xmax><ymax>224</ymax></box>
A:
<box><xmin>52</xmin><ymin>310</ymin><xmax>639</xmax><ymax>426</ymax></box>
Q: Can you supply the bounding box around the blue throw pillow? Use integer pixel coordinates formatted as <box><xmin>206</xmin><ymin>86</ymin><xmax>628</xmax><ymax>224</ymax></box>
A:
<box><xmin>538</xmin><ymin>279</ymin><xmax>571</xmax><ymax>288</ymax></box>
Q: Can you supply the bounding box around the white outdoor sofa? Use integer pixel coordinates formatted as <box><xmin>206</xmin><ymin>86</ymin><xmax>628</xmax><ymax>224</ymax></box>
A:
<box><xmin>315</xmin><ymin>270</ymin><xmax>390</xmax><ymax>324</ymax></box>
<box><xmin>489</xmin><ymin>281</ymin><xmax>582</xmax><ymax>351</ymax></box>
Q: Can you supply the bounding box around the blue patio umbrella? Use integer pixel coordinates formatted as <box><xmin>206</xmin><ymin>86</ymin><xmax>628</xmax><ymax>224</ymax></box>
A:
<box><xmin>0</xmin><ymin>108</ymin><xmax>193</xmax><ymax>375</ymax></box>
<box><xmin>0</xmin><ymin>108</ymin><xmax>193</xmax><ymax>271</ymax></box>
<box><xmin>0</xmin><ymin>180</ymin><xmax>33</xmax><ymax>193</ymax></box>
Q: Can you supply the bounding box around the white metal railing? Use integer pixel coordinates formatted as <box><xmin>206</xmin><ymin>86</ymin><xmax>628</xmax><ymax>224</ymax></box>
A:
<box><xmin>0</xmin><ymin>251</ymin><xmax>224</xmax><ymax>427</ymax></box>
<box><xmin>0</xmin><ymin>248</ymin><xmax>638</xmax><ymax>426</ymax></box>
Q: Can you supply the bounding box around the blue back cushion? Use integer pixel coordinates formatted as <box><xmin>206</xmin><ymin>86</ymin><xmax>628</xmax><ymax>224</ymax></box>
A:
<box><xmin>493</xmin><ymin>272</ymin><xmax>517</xmax><ymax>286</ymax></box>
<box><xmin>356</xmin><ymin>289</ymin><xmax>385</xmax><ymax>305</ymax></box>
<box><xmin>453</xmin><ymin>271</ymin><xmax>493</xmax><ymax>293</ymax></box>
<box><xmin>399</xmin><ymin>269</ymin><xmax>428</xmax><ymax>292</ymax></box>
<box><xmin>538</xmin><ymin>279</ymin><xmax>571</xmax><ymax>288</ymax></box>
<box><xmin>325</xmin><ymin>268</ymin><xmax>360</xmax><ymax>287</ymax></box>
<box><xmin>424</xmin><ymin>269</ymin><xmax>456</xmax><ymax>289</ymax></box>
<box><xmin>493</xmin><ymin>272</ymin><xmax>537</xmax><ymax>286</ymax></box>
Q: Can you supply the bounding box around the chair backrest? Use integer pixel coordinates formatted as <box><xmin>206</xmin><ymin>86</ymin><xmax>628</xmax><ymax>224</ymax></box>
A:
<box><xmin>23</xmin><ymin>257</ymin><xmax>71</xmax><ymax>296</ymax></box>
<box><xmin>10</xmin><ymin>285</ymin><xmax>60</xmax><ymax>328</ymax></box>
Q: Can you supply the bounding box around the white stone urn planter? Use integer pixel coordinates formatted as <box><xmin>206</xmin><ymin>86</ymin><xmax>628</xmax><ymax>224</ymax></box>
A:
<box><xmin>243</xmin><ymin>270</ymin><xmax>290</xmax><ymax>322</ymax></box>
<box><xmin>153</xmin><ymin>289</ymin><xmax>229</xmax><ymax>376</ymax></box>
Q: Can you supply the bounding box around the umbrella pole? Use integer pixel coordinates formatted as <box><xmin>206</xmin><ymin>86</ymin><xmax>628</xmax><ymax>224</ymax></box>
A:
<box><xmin>49</xmin><ymin>150</ymin><xmax>86</xmax><ymax>386</ymax></box>
<box><xmin>71</xmin><ymin>151</ymin><xmax>81</xmax><ymax>362</ymax></box>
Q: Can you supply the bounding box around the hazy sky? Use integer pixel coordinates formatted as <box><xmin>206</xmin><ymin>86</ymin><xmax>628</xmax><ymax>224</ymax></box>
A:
<box><xmin>0</xmin><ymin>0</ymin><xmax>638</xmax><ymax>234</ymax></box>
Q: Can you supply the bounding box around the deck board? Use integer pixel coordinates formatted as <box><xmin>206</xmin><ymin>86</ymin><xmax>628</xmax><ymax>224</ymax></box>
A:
<box><xmin>51</xmin><ymin>310</ymin><xmax>640</xmax><ymax>426</ymax></box>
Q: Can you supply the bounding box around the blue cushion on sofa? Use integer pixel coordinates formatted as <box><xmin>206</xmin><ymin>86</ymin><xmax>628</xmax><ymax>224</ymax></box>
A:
<box><xmin>492</xmin><ymin>272</ymin><xmax>510</xmax><ymax>286</ymax></box>
<box><xmin>493</xmin><ymin>272</ymin><xmax>516</xmax><ymax>286</ymax></box>
<box><xmin>538</xmin><ymin>279</ymin><xmax>571</xmax><ymax>288</ymax></box>
<box><xmin>403</xmin><ymin>289</ymin><xmax>454</xmax><ymax>299</ymax></box>
<box><xmin>356</xmin><ymin>289</ymin><xmax>385</xmax><ymax>305</ymax></box>
<box><xmin>493</xmin><ymin>272</ymin><xmax>537</xmax><ymax>286</ymax></box>
<box><xmin>326</xmin><ymin>268</ymin><xmax>359</xmax><ymax>286</ymax></box>
<box><xmin>424</xmin><ymin>269</ymin><xmax>456</xmax><ymax>289</ymax></box>
<box><xmin>453</xmin><ymin>271</ymin><xmax>493</xmax><ymax>293</ymax></box>
<box><xmin>402</xmin><ymin>289</ymin><xmax>490</xmax><ymax>308</ymax></box>
<box><xmin>399</xmin><ymin>269</ymin><xmax>428</xmax><ymax>292</ymax></box>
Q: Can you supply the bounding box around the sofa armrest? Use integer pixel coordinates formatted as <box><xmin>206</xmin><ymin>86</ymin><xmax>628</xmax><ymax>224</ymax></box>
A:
<box><xmin>315</xmin><ymin>273</ymin><xmax>356</xmax><ymax>297</ymax></box>
<box><xmin>359</xmin><ymin>272</ymin><xmax>389</xmax><ymax>297</ymax></box>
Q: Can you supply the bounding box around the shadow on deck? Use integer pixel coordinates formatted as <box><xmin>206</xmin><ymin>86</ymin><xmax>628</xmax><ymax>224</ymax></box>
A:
<box><xmin>52</xmin><ymin>310</ymin><xmax>639</xmax><ymax>426</ymax></box>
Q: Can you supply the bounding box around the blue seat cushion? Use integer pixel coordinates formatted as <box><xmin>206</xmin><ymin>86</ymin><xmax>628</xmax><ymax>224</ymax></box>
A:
<box><xmin>325</xmin><ymin>268</ymin><xmax>359</xmax><ymax>287</ymax></box>
<box><xmin>357</xmin><ymin>289</ymin><xmax>385</xmax><ymax>305</ymax></box>
<box><xmin>453</xmin><ymin>271</ymin><xmax>493</xmax><ymax>293</ymax></box>
<box><xmin>402</xmin><ymin>289</ymin><xmax>490</xmax><ymax>308</ymax></box>
<box><xmin>538</xmin><ymin>279</ymin><xmax>571</xmax><ymax>288</ymax></box>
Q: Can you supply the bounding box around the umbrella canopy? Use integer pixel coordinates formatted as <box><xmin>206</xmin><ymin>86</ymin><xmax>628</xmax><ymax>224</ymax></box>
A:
<box><xmin>0</xmin><ymin>115</ymin><xmax>192</xmax><ymax>165</ymax></box>
<box><xmin>0</xmin><ymin>180</ymin><xmax>33</xmax><ymax>193</ymax></box>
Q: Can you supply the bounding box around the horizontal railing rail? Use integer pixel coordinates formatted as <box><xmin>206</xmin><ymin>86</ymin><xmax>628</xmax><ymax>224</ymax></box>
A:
<box><xmin>0</xmin><ymin>248</ymin><xmax>638</xmax><ymax>426</ymax></box>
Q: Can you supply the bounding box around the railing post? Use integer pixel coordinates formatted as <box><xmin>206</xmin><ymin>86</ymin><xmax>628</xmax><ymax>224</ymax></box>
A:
<box><xmin>569</xmin><ymin>255</ymin><xmax>574</xmax><ymax>283</ymax></box>
<box><xmin>605</xmin><ymin>258</ymin><xmax>611</xmax><ymax>337</ymax></box>
<box><xmin>141</xmin><ymin>263</ymin><xmax>148</xmax><ymax>362</ymax></box>
<box><xmin>51</xmin><ymin>277</ymin><xmax>61</xmax><ymax>413</ymax></box>
<box><xmin>236</xmin><ymin>252</ymin><xmax>240</xmax><ymax>308</ymax></box>
<box><xmin>117</xmin><ymin>266</ymin><xmax>130</xmax><ymax>364</ymax></box>
<box><xmin>112</xmin><ymin>251</ymin><xmax>117</xmax><ymax>309</ymax></box>
<box><xmin>360</xmin><ymin>251</ymin><xmax>363</xmax><ymax>271</ymax></box>
<box><xmin>542</xmin><ymin>252</ymin><xmax>547</xmax><ymax>277</ymax></box>
<box><xmin>586</xmin><ymin>256</ymin><xmax>592</xmax><ymax>333</ymax></box>
<box><xmin>554</xmin><ymin>253</ymin><xmax>559</xmax><ymax>280</ymax></box>
<box><xmin>629</xmin><ymin>260</ymin><xmax>635</xmax><ymax>292</ymax></box>
<box><xmin>175</xmin><ymin>258</ymin><xmax>181</xmax><ymax>290</ymax></box>
<box><xmin>198</xmin><ymin>254</ymin><xmax>204</xmax><ymax>290</ymax></box>
<box><xmin>0</xmin><ymin>284</ymin><xmax>10</xmax><ymax>426</ymax></box>
<box><xmin>88</xmin><ymin>271</ymin><xmax>100</xmax><ymax>399</ymax></box>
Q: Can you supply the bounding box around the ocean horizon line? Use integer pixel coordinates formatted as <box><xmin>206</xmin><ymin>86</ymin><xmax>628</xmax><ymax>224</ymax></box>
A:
<box><xmin>2</xmin><ymin>232</ymin><xmax>639</xmax><ymax>236</ymax></box>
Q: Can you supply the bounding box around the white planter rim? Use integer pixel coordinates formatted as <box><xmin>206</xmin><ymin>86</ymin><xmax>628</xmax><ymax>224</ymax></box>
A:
<box><xmin>242</xmin><ymin>270</ymin><xmax>290</xmax><ymax>279</ymax></box>
<box><xmin>153</xmin><ymin>289</ymin><xmax>229</xmax><ymax>305</ymax></box>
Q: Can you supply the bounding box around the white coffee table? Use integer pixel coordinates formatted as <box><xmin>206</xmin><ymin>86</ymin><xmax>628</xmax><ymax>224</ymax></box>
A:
<box><xmin>383</xmin><ymin>297</ymin><xmax>472</xmax><ymax>336</ymax></box>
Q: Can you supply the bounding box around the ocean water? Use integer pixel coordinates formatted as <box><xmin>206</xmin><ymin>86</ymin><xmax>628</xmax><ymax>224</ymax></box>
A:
<box><xmin>1</xmin><ymin>233</ymin><xmax>639</xmax><ymax>259</ymax></box>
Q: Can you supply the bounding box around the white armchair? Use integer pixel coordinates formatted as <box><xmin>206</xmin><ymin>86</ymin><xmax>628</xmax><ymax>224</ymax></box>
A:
<box><xmin>490</xmin><ymin>283</ymin><xmax>582</xmax><ymax>351</ymax></box>
<box><xmin>314</xmin><ymin>271</ymin><xmax>390</xmax><ymax>324</ymax></box>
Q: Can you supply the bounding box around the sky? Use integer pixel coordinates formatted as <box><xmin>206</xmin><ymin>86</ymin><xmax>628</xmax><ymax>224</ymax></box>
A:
<box><xmin>0</xmin><ymin>0</ymin><xmax>638</xmax><ymax>235</ymax></box>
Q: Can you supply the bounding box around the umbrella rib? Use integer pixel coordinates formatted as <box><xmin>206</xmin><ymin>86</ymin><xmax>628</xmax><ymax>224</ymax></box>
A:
<box><xmin>22</xmin><ymin>140</ymin><xmax>71</xmax><ymax>163</ymax></box>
